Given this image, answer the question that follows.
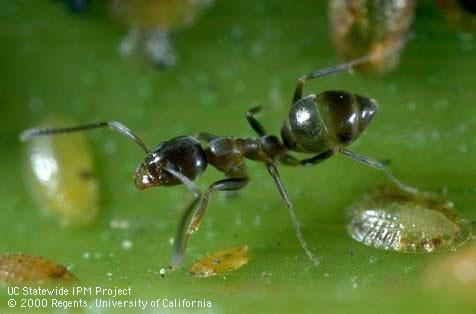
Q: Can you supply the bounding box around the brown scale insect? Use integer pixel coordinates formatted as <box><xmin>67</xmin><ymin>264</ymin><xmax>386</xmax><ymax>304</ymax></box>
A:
<box><xmin>20</xmin><ymin>53</ymin><xmax>418</xmax><ymax>268</ymax></box>
<box><xmin>329</xmin><ymin>0</ymin><xmax>415</xmax><ymax>74</ymax></box>
<box><xmin>0</xmin><ymin>254</ymin><xmax>78</xmax><ymax>285</ymax></box>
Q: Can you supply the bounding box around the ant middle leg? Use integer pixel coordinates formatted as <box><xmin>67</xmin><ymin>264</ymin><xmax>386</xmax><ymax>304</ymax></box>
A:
<box><xmin>266</xmin><ymin>163</ymin><xmax>320</xmax><ymax>266</ymax></box>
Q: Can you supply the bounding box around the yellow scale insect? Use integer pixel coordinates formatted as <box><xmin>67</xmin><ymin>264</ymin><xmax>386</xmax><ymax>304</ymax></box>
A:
<box><xmin>190</xmin><ymin>246</ymin><xmax>249</xmax><ymax>278</ymax></box>
<box><xmin>23</xmin><ymin>116</ymin><xmax>99</xmax><ymax>227</ymax></box>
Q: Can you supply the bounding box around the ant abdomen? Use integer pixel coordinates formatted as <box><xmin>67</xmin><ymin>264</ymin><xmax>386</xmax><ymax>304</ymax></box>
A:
<box><xmin>135</xmin><ymin>136</ymin><xmax>207</xmax><ymax>189</ymax></box>
<box><xmin>281</xmin><ymin>91</ymin><xmax>378</xmax><ymax>153</ymax></box>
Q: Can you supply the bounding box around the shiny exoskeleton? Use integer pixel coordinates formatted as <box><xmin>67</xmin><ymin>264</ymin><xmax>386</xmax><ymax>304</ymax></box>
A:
<box><xmin>19</xmin><ymin>54</ymin><xmax>417</xmax><ymax>268</ymax></box>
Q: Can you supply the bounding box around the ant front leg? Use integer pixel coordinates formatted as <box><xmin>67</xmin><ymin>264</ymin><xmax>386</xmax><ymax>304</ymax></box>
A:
<box><xmin>188</xmin><ymin>177</ymin><xmax>249</xmax><ymax>234</ymax></box>
<box><xmin>162</xmin><ymin>164</ymin><xmax>202</xmax><ymax>268</ymax></box>
<box><xmin>167</xmin><ymin>164</ymin><xmax>249</xmax><ymax>267</ymax></box>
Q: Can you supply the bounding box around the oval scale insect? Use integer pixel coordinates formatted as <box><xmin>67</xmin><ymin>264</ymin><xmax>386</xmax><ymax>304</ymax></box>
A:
<box><xmin>20</xmin><ymin>52</ymin><xmax>419</xmax><ymax>268</ymax></box>
<box><xmin>0</xmin><ymin>254</ymin><xmax>78</xmax><ymax>285</ymax></box>
<box><xmin>24</xmin><ymin>116</ymin><xmax>99</xmax><ymax>227</ymax></box>
<box><xmin>347</xmin><ymin>185</ymin><xmax>472</xmax><ymax>253</ymax></box>
<box><xmin>329</xmin><ymin>0</ymin><xmax>415</xmax><ymax>74</ymax></box>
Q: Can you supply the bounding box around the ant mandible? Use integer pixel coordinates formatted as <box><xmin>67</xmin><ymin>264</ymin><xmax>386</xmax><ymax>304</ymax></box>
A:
<box><xmin>20</xmin><ymin>53</ymin><xmax>418</xmax><ymax>268</ymax></box>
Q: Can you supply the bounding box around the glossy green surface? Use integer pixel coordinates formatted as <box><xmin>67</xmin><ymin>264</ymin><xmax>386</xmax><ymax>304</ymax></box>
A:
<box><xmin>0</xmin><ymin>1</ymin><xmax>475</xmax><ymax>313</ymax></box>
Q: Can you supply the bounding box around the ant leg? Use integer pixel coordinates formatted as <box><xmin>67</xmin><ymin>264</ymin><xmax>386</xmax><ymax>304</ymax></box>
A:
<box><xmin>266</xmin><ymin>163</ymin><xmax>320</xmax><ymax>266</ymax></box>
<box><xmin>166</xmin><ymin>162</ymin><xmax>248</xmax><ymax>267</ymax></box>
<box><xmin>280</xmin><ymin>150</ymin><xmax>335</xmax><ymax>166</ymax></box>
<box><xmin>19</xmin><ymin>121</ymin><xmax>150</xmax><ymax>153</ymax></box>
<box><xmin>188</xmin><ymin>177</ymin><xmax>249</xmax><ymax>234</ymax></box>
<box><xmin>245</xmin><ymin>106</ymin><xmax>267</xmax><ymax>136</ymax></box>
<box><xmin>292</xmin><ymin>54</ymin><xmax>379</xmax><ymax>104</ymax></box>
<box><xmin>337</xmin><ymin>148</ymin><xmax>420</xmax><ymax>194</ymax></box>
<box><xmin>162</xmin><ymin>165</ymin><xmax>202</xmax><ymax>268</ymax></box>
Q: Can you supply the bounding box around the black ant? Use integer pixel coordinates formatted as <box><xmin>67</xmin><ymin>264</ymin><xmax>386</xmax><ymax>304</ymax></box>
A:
<box><xmin>20</xmin><ymin>54</ymin><xmax>418</xmax><ymax>268</ymax></box>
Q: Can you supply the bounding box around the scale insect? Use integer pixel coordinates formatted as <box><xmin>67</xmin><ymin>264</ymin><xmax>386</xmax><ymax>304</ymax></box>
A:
<box><xmin>190</xmin><ymin>245</ymin><xmax>249</xmax><ymax>278</ymax></box>
<box><xmin>0</xmin><ymin>254</ymin><xmax>78</xmax><ymax>285</ymax></box>
<box><xmin>23</xmin><ymin>116</ymin><xmax>99</xmax><ymax>227</ymax></box>
<box><xmin>347</xmin><ymin>185</ymin><xmax>472</xmax><ymax>253</ymax></box>
<box><xmin>329</xmin><ymin>0</ymin><xmax>415</xmax><ymax>74</ymax></box>
<box><xmin>20</xmin><ymin>53</ymin><xmax>418</xmax><ymax>268</ymax></box>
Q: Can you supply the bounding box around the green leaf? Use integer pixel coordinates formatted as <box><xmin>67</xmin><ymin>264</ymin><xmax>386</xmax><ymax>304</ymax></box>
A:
<box><xmin>0</xmin><ymin>1</ymin><xmax>475</xmax><ymax>313</ymax></box>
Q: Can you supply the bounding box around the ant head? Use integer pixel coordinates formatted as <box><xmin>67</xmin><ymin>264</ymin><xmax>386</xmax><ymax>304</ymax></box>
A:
<box><xmin>134</xmin><ymin>151</ymin><xmax>172</xmax><ymax>189</ymax></box>
<box><xmin>281</xmin><ymin>91</ymin><xmax>378</xmax><ymax>153</ymax></box>
<box><xmin>134</xmin><ymin>136</ymin><xmax>207</xmax><ymax>189</ymax></box>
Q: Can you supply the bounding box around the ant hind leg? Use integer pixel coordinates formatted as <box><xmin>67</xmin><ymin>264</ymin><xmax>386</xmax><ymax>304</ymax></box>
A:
<box><xmin>245</xmin><ymin>106</ymin><xmax>267</xmax><ymax>136</ymax></box>
<box><xmin>292</xmin><ymin>53</ymin><xmax>381</xmax><ymax>104</ymax></box>
<box><xmin>337</xmin><ymin>148</ymin><xmax>420</xmax><ymax>194</ymax></box>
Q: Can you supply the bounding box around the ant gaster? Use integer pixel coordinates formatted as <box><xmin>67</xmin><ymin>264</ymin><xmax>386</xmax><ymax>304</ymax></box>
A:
<box><xmin>20</xmin><ymin>54</ymin><xmax>418</xmax><ymax>268</ymax></box>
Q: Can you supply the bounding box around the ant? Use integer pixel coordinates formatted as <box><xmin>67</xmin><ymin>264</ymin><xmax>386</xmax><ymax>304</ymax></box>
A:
<box><xmin>20</xmin><ymin>53</ymin><xmax>418</xmax><ymax>268</ymax></box>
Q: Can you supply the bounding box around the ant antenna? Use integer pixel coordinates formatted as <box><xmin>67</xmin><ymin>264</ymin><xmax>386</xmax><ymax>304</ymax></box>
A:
<box><xmin>19</xmin><ymin>121</ymin><xmax>151</xmax><ymax>154</ymax></box>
